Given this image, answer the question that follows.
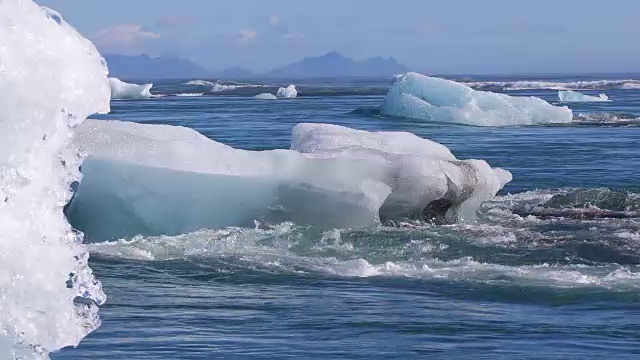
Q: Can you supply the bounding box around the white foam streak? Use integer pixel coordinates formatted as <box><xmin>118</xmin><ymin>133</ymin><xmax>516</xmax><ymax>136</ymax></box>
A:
<box><xmin>185</xmin><ymin>80</ymin><xmax>265</xmax><ymax>92</ymax></box>
<box><xmin>466</xmin><ymin>79</ymin><xmax>640</xmax><ymax>91</ymax></box>
<box><xmin>89</xmin><ymin>227</ymin><xmax>640</xmax><ymax>290</ymax></box>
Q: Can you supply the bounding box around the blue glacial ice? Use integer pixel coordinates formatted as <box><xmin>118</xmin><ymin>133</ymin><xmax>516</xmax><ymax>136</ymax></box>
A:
<box><xmin>558</xmin><ymin>90</ymin><xmax>610</xmax><ymax>103</ymax></box>
<box><xmin>254</xmin><ymin>92</ymin><xmax>278</xmax><ymax>100</ymax></box>
<box><xmin>381</xmin><ymin>72</ymin><xmax>573</xmax><ymax>126</ymax></box>
<box><xmin>68</xmin><ymin>120</ymin><xmax>511</xmax><ymax>240</ymax></box>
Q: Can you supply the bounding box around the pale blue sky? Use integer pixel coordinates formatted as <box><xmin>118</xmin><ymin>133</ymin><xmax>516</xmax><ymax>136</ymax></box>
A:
<box><xmin>39</xmin><ymin>0</ymin><xmax>639</xmax><ymax>74</ymax></box>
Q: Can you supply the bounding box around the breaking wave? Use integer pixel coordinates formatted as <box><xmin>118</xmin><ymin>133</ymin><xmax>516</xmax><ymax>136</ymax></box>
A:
<box><xmin>184</xmin><ymin>80</ymin><xmax>267</xmax><ymax>93</ymax></box>
<box><xmin>572</xmin><ymin>112</ymin><xmax>640</xmax><ymax>125</ymax></box>
<box><xmin>89</xmin><ymin>188</ymin><xmax>640</xmax><ymax>292</ymax></box>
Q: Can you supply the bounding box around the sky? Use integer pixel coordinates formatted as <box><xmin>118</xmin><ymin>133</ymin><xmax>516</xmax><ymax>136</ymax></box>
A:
<box><xmin>39</xmin><ymin>0</ymin><xmax>640</xmax><ymax>74</ymax></box>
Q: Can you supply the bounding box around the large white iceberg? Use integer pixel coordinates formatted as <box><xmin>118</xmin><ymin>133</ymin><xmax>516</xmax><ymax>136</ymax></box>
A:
<box><xmin>277</xmin><ymin>84</ymin><xmax>298</xmax><ymax>98</ymax></box>
<box><xmin>0</xmin><ymin>2</ymin><xmax>109</xmax><ymax>358</ymax></box>
<box><xmin>108</xmin><ymin>77</ymin><xmax>153</xmax><ymax>99</ymax></box>
<box><xmin>381</xmin><ymin>72</ymin><xmax>573</xmax><ymax>126</ymax></box>
<box><xmin>68</xmin><ymin>120</ymin><xmax>511</xmax><ymax>240</ymax></box>
<box><xmin>558</xmin><ymin>90</ymin><xmax>610</xmax><ymax>103</ymax></box>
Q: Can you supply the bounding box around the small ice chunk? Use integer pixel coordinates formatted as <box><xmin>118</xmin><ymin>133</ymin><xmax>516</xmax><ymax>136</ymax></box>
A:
<box><xmin>381</xmin><ymin>72</ymin><xmax>573</xmax><ymax>126</ymax></box>
<box><xmin>558</xmin><ymin>90</ymin><xmax>610</xmax><ymax>103</ymax></box>
<box><xmin>255</xmin><ymin>93</ymin><xmax>278</xmax><ymax>100</ymax></box>
<box><xmin>108</xmin><ymin>77</ymin><xmax>153</xmax><ymax>99</ymax></box>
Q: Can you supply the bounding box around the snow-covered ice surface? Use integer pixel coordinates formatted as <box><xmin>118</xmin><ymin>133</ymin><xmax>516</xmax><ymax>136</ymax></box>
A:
<box><xmin>558</xmin><ymin>90</ymin><xmax>610</xmax><ymax>103</ymax></box>
<box><xmin>68</xmin><ymin>120</ymin><xmax>511</xmax><ymax>240</ymax></box>
<box><xmin>108</xmin><ymin>77</ymin><xmax>153</xmax><ymax>99</ymax></box>
<box><xmin>0</xmin><ymin>2</ymin><xmax>109</xmax><ymax>358</ymax></box>
<box><xmin>277</xmin><ymin>84</ymin><xmax>298</xmax><ymax>98</ymax></box>
<box><xmin>381</xmin><ymin>72</ymin><xmax>573</xmax><ymax>126</ymax></box>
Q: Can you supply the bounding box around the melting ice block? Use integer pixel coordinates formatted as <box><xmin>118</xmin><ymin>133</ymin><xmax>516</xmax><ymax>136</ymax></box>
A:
<box><xmin>108</xmin><ymin>77</ymin><xmax>153</xmax><ymax>99</ymax></box>
<box><xmin>0</xmin><ymin>2</ymin><xmax>109</xmax><ymax>358</ymax></box>
<box><xmin>255</xmin><ymin>93</ymin><xmax>278</xmax><ymax>100</ymax></box>
<box><xmin>277</xmin><ymin>84</ymin><xmax>298</xmax><ymax>98</ymax></box>
<box><xmin>69</xmin><ymin>120</ymin><xmax>511</xmax><ymax>240</ymax></box>
<box><xmin>558</xmin><ymin>90</ymin><xmax>610</xmax><ymax>103</ymax></box>
<box><xmin>381</xmin><ymin>72</ymin><xmax>573</xmax><ymax>126</ymax></box>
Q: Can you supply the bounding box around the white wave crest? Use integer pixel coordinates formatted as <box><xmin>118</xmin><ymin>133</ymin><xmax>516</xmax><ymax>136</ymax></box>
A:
<box><xmin>0</xmin><ymin>2</ymin><xmax>109</xmax><ymax>358</ymax></box>
<box><xmin>276</xmin><ymin>84</ymin><xmax>297</xmax><ymax>98</ymax></box>
<box><xmin>174</xmin><ymin>93</ymin><xmax>204</xmax><ymax>97</ymax></box>
<box><xmin>466</xmin><ymin>79</ymin><xmax>640</xmax><ymax>91</ymax></box>
<box><xmin>185</xmin><ymin>80</ymin><xmax>265</xmax><ymax>92</ymax></box>
<box><xmin>88</xmin><ymin>226</ymin><xmax>640</xmax><ymax>290</ymax></box>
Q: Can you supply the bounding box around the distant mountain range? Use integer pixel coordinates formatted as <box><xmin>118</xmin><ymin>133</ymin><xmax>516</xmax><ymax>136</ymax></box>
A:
<box><xmin>104</xmin><ymin>54</ymin><xmax>210</xmax><ymax>79</ymax></box>
<box><xmin>104</xmin><ymin>52</ymin><xmax>408</xmax><ymax>80</ymax></box>
<box><xmin>268</xmin><ymin>51</ymin><xmax>407</xmax><ymax>78</ymax></box>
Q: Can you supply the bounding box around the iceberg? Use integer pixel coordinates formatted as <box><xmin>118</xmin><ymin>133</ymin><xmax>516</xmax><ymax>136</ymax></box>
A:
<box><xmin>381</xmin><ymin>72</ymin><xmax>573</xmax><ymax>126</ymax></box>
<box><xmin>277</xmin><ymin>84</ymin><xmax>298</xmax><ymax>98</ymax></box>
<box><xmin>68</xmin><ymin>120</ymin><xmax>511</xmax><ymax>240</ymax></box>
<box><xmin>255</xmin><ymin>93</ymin><xmax>278</xmax><ymax>100</ymax></box>
<box><xmin>0</xmin><ymin>2</ymin><xmax>109</xmax><ymax>358</ymax></box>
<box><xmin>108</xmin><ymin>77</ymin><xmax>153</xmax><ymax>99</ymax></box>
<box><xmin>558</xmin><ymin>90</ymin><xmax>610</xmax><ymax>103</ymax></box>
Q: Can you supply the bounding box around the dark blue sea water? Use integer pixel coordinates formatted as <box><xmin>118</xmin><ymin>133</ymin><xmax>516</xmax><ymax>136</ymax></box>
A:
<box><xmin>55</xmin><ymin>75</ymin><xmax>640</xmax><ymax>359</ymax></box>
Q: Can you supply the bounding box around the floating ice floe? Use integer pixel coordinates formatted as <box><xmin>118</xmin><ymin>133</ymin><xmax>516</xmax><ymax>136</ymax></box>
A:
<box><xmin>558</xmin><ymin>90</ymin><xmax>610</xmax><ymax>103</ymax></box>
<box><xmin>381</xmin><ymin>72</ymin><xmax>573</xmax><ymax>126</ymax></box>
<box><xmin>108</xmin><ymin>77</ymin><xmax>153</xmax><ymax>99</ymax></box>
<box><xmin>254</xmin><ymin>93</ymin><xmax>278</xmax><ymax>100</ymax></box>
<box><xmin>276</xmin><ymin>84</ymin><xmax>298</xmax><ymax>98</ymax></box>
<box><xmin>0</xmin><ymin>2</ymin><xmax>109</xmax><ymax>358</ymax></box>
<box><xmin>68</xmin><ymin>120</ymin><xmax>511</xmax><ymax>240</ymax></box>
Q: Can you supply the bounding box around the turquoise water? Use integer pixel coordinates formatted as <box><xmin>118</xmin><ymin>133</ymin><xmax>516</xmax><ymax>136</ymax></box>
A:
<box><xmin>55</xmin><ymin>76</ymin><xmax>640</xmax><ymax>359</ymax></box>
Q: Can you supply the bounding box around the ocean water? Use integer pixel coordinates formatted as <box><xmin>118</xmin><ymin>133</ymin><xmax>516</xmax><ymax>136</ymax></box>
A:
<box><xmin>55</xmin><ymin>75</ymin><xmax>640</xmax><ymax>359</ymax></box>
